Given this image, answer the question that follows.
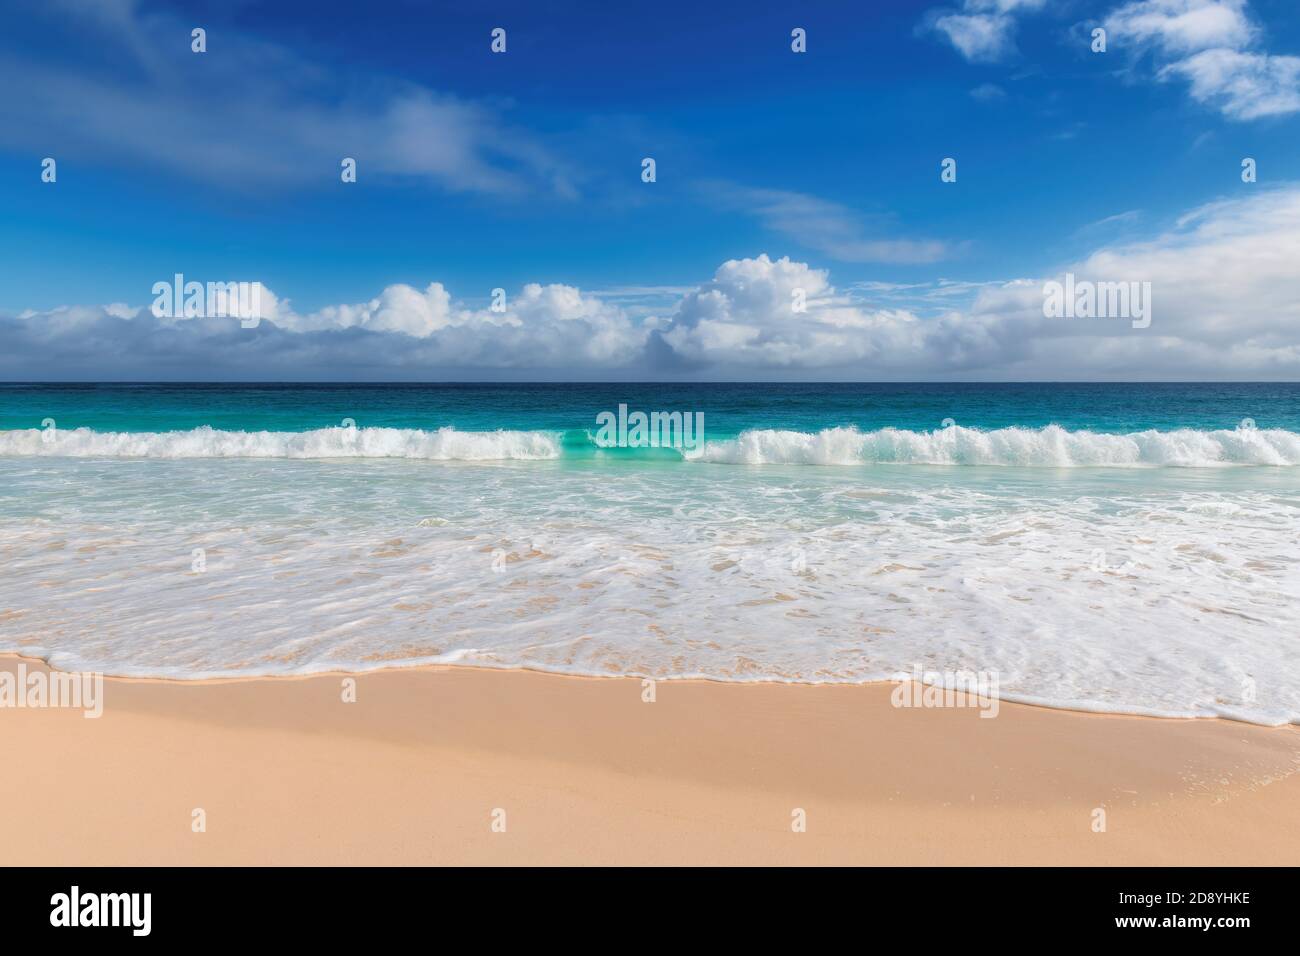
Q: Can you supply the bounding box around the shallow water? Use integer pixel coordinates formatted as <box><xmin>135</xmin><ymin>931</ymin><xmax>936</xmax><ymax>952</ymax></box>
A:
<box><xmin>1</xmin><ymin>383</ymin><xmax>1297</xmax><ymax>723</ymax></box>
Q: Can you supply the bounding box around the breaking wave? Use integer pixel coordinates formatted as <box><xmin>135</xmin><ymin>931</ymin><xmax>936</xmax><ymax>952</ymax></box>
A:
<box><xmin>695</xmin><ymin>424</ymin><xmax>1300</xmax><ymax>467</ymax></box>
<box><xmin>2</xmin><ymin>423</ymin><xmax>1298</xmax><ymax>467</ymax></box>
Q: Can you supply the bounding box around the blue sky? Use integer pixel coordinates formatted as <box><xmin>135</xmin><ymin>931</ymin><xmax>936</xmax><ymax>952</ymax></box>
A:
<box><xmin>2</xmin><ymin>0</ymin><xmax>1299</xmax><ymax>380</ymax></box>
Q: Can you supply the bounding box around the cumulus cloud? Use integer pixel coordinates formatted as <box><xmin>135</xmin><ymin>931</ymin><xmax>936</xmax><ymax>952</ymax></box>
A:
<box><xmin>0</xmin><ymin>278</ymin><xmax>649</xmax><ymax>380</ymax></box>
<box><xmin>1160</xmin><ymin>48</ymin><xmax>1300</xmax><ymax>119</ymax></box>
<box><xmin>277</xmin><ymin>282</ymin><xmax>644</xmax><ymax>366</ymax></box>
<box><xmin>653</xmin><ymin>185</ymin><xmax>1300</xmax><ymax>376</ymax></box>
<box><xmin>1105</xmin><ymin>0</ymin><xmax>1300</xmax><ymax>120</ymax></box>
<box><xmin>1105</xmin><ymin>0</ymin><xmax>1257</xmax><ymax>54</ymax></box>
<box><xmin>4</xmin><ymin>186</ymin><xmax>1300</xmax><ymax>380</ymax></box>
<box><xmin>658</xmin><ymin>255</ymin><xmax>927</xmax><ymax>368</ymax></box>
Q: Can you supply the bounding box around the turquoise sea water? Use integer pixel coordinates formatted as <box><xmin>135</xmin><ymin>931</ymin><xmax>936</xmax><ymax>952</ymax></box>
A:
<box><xmin>1</xmin><ymin>383</ymin><xmax>1297</xmax><ymax>723</ymax></box>
<box><xmin>4</xmin><ymin>382</ymin><xmax>1298</xmax><ymax>435</ymax></box>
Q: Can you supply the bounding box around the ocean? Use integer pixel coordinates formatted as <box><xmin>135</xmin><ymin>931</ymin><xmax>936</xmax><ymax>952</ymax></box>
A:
<box><xmin>2</xmin><ymin>382</ymin><xmax>1297</xmax><ymax>723</ymax></box>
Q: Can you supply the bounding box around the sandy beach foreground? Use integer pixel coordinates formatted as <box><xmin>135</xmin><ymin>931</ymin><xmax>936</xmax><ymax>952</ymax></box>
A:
<box><xmin>2</xmin><ymin>654</ymin><xmax>1298</xmax><ymax>866</ymax></box>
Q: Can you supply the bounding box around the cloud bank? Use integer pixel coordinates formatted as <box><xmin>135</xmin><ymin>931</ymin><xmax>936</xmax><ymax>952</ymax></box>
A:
<box><xmin>4</xmin><ymin>186</ymin><xmax>1299</xmax><ymax>381</ymax></box>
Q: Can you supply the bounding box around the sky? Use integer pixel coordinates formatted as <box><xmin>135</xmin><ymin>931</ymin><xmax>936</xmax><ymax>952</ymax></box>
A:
<box><xmin>1</xmin><ymin>0</ymin><xmax>1298</xmax><ymax>380</ymax></box>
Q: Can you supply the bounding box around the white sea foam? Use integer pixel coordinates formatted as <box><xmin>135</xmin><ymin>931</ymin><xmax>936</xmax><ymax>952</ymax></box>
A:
<box><xmin>3</xmin><ymin>423</ymin><xmax>1299</xmax><ymax>466</ymax></box>
<box><xmin>2</xmin><ymin>456</ymin><xmax>1298</xmax><ymax>724</ymax></box>
<box><xmin>696</xmin><ymin>424</ymin><xmax>1300</xmax><ymax>467</ymax></box>
<box><xmin>0</xmin><ymin>425</ymin><xmax>563</xmax><ymax>460</ymax></box>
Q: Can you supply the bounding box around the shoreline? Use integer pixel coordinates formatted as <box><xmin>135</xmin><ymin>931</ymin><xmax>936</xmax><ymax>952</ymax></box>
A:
<box><xmin>3</xmin><ymin>653</ymin><xmax>1298</xmax><ymax>865</ymax></box>
<box><xmin>3</xmin><ymin>652</ymin><xmax>1292</xmax><ymax>728</ymax></box>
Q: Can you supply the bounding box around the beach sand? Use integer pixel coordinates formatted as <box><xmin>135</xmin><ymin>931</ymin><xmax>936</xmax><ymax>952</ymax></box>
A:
<box><xmin>2</xmin><ymin>654</ymin><xmax>1298</xmax><ymax>866</ymax></box>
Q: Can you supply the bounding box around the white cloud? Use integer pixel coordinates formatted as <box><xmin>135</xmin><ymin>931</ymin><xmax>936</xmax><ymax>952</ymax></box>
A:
<box><xmin>0</xmin><ymin>1</ymin><xmax>571</xmax><ymax>195</ymax></box>
<box><xmin>707</xmin><ymin>185</ymin><xmax>950</xmax><ymax>264</ymax></box>
<box><xmin>275</xmin><ymin>284</ymin><xmax>452</xmax><ymax>338</ymax></box>
<box><xmin>924</xmin><ymin>0</ymin><xmax>1298</xmax><ymax>120</ymax></box>
<box><xmin>933</xmin><ymin>14</ymin><xmax>1021</xmax><ymax>62</ymax></box>
<box><xmin>1160</xmin><ymin>48</ymin><xmax>1300</xmax><ymax>119</ymax></box>
<box><xmin>659</xmin><ymin>255</ymin><xmax>926</xmax><ymax>368</ymax></box>
<box><xmin>929</xmin><ymin>184</ymin><xmax>1300</xmax><ymax>374</ymax></box>
<box><xmin>272</xmin><ymin>281</ymin><xmax>646</xmax><ymax>366</ymax></box>
<box><xmin>4</xmin><ymin>186</ymin><xmax>1300</xmax><ymax>380</ymax></box>
<box><xmin>925</xmin><ymin>0</ymin><xmax>1047</xmax><ymax>63</ymax></box>
<box><xmin>1083</xmin><ymin>186</ymin><xmax>1300</xmax><ymax>343</ymax></box>
<box><xmin>1105</xmin><ymin>0</ymin><xmax>1300</xmax><ymax>120</ymax></box>
<box><xmin>659</xmin><ymin>186</ymin><xmax>1300</xmax><ymax>376</ymax></box>
<box><xmin>1105</xmin><ymin>0</ymin><xmax>1256</xmax><ymax>54</ymax></box>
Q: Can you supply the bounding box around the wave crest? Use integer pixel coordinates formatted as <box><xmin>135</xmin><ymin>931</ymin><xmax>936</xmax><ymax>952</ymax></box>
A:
<box><xmin>0</xmin><ymin>425</ymin><xmax>562</xmax><ymax>461</ymax></box>
<box><xmin>2</xmin><ymin>423</ymin><xmax>1298</xmax><ymax>466</ymax></box>
<box><xmin>697</xmin><ymin>424</ymin><xmax>1300</xmax><ymax>466</ymax></box>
